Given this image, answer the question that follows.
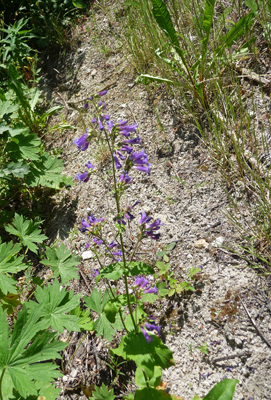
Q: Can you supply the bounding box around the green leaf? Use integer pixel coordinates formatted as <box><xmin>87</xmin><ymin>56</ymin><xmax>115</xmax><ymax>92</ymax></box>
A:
<box><xmin>29</xmin><ymin>88</ymin><xmax>40</xmax><ymax>112</ymax></box>
<box><xmin>163</xmin><ymin>254</ymin><xmax>169</xmax><ymax>262</ymax></box>
<box><xmin>0</xmin><ymin>241</ymin><xmax>26</xmax><ymax>294</ymax></box>
<box><xmin>198</xmin><ymin>342</ymin><xmax>208</xmax><ymax>355</ymax></box>
<box><xmin>134</xmin><ymin>387</ymin><xmax>180</xmax><ymax>400</ymax></box>
<box><xmin>156</xmin><ymin>261</ymin><xmax>170</xmax><ymax>275</ymax></box>
<box><xmin>156</xmin><ymin>281</ymin><xmax>168</xmax><ymax>297</ymax></box>
<box><xmin>41</xmin><ymin>244</ymin><xmax>80</xmax><ymax>284</ymax></box>
<box><xmin>141</xmin><ymin>293</ymin><xmax>158</xmax><ymax>303</ymax></box>
<box><xmin>5</xmin><ymin>213</ymin><xmax>47</xmax><ymax>254</ymax></box>
<box><xmin>104</xmin><ymin>300</ymin><xmax>119</xmax><ymax>323</ymax></box>
<box><xmin>136</xmin><ymin>74</ymin><xmax>180</xmax><ymax>86</ymax></box>
<box><xmin>84</xmin><ymin>288</ymin><xmax>116</xmax><ymax>341</ymax></box>
<box><xmin>92</xmin><ymin>383</ymin><xmax>115</xmax><ymax>400</ymax></box>
<box><xmin>189</xmin><ymin>267</ymin><xmax>202</xmax><ymax>277</ymax></box>
<box><xmin>165</xmin><ymin>242</ymin><xmax>176</xmax><ymax>251</ymax></box>
<box><xmin>124</xmin><ymin>305</ymin><xmax>146</xmax><ymax>331</ymax></box>
<box><xmin>6</xmin><ymin>132</ymin><xmax>41</xmax><ymax>161</ymax></box>
<box><xmin>127</xmin><ymin>261</ymin><xmax>155</xmax><ymax>276</ymax></box>
<box><xmin>0</xmin><ymin>161</ymin><xmax>30</xmax><ymax>178</ymax></box>
<box><xmin>27</xmin><ymin>280</ymin><xmax>81</xmax><ymax>333</ymax></box>
<box><xmin>0</xmin><ymin>305</ymin><xmax>67</xmax><ymax>399</ymax></box>
<box><xmin>70</xmin><ymin>306</ymin><xmax>95</xmax><ymax>331</ymax></box>
<box><xmin>135</xmin><ymin>365</ymin><xmax>162</xmax><ymax>388</ymax></box>
<box><xmin>97</xmin><ymin>263</ymin><xmax>125</xmax><ymax>281</ymax></box>
<box><xmin>111</xmin><ymin>331</ymin><xmax>174</xmax><ymax>380</ymax></box>
<box><xmin>202</xmin><ymin>379</ymin><xmax>239</xmax><ymax>400</ymax></box>
<box><xmin>156</xmin><ymin>251</ymin><xmax>166</xmax><ymax>258</ymax></box>
<box><xmin>150</xmin><ymin>0</ymin><xmax>181</xmax><ymax>54</ymax></box>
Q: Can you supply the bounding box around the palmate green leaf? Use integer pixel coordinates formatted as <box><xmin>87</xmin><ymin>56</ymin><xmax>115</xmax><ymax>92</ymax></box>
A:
<box><xmin>6</xmin><ymin>132</ymin><xmax>41</xmax><ymax>161</ymax></box>
<box><xmin>0</xmin><ymin>99</ymin><xmax>18</xmax><ymax>119</ymax></box>
<box><xmin>135</xmin><ymin>365</ymin><xmax>161</xmax><ymax>388</ymax></box>
<box><xmin>10</xmin><ymin>380</ymin><xmax>61</xmax><ymax>400</ymax></box>
<box><xmin>92</xmin><ymin>383</ymin><xmax>115</xmax><ymax>400</ymax></box>
<box><xmin>97</xmin><ymin>263</ymin><xmax>125</xmax><ymax>282</ymax></box>
<box><xmin>0</xmin><ymin>161</ymin><xmax>30</xmax><ymax>179</ymax></box>
<box><xmin>27</xmin><ymin>279</ymin><xmax>81</xmax><ymax>333</ymax></box>
<box><xmin>0</xmin><ymin>241</ymin><xmax>26</xmax><ymax>294</ymax></box>
<box><xmin>111</xmin><ymin>331</ymin><xmax>174</xmax><ymax>380</ymax></box>
<box><xmin>84</xmin><ymin>288</ymin><xmax>116</xmax><ymax>341</ymax></box>
<box><xmin>26</xmin><ymin>153</ymin><xmax>72</xmax><ymax>189</ymax></box>
<box><xmin>0</xmin><ymin>305</ymin><xmax>67</xmax><ymax>399</ymax></box>
<box><xmin>5</xmin><ymin>213</ymin><xmax>48</xmax><ymax>254</ymax></box>
<box><xmin>203</xmin><ymin>379</ymin><xmax>239</xmax><ymax>400</ymax></box>
<box><xmin>124</xmin><ymin>305</ymin><xmax>146</xmax><ymax>332</ymax></box>
<box><xmin>41</xmin><ymin>243</ymin><xmax>80</xmax><ymax>284</ymax></box>
<box><xmin>70</xmin><ymin>305</ymin><xmax>95</xmax><ymax>331</ymax></box>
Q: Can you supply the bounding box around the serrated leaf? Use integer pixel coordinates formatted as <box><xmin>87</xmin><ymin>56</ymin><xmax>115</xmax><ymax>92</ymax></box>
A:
<box><xmin>0</xmin><ymin>305</ymin><xmax>67</xmax><ymax>399</ymax></box>
<box><xmin>41</xmin><ymin>244</ymin><xmax>80</xmax><ymax>284</ymax></box>
<box><xmin>70</xmin><ymin>306</ymin><xmax>95</xmax><ymax>331</ymax></box>
<box><xmin>141</xmin><ymin>293</ymin><xmax>158</xmax><ymax>304</ymax></box>
<box><xmin>84</xmin><ymin>289</ymin><xmax>116</xmax><ymax>341</ymax></box>
<box><xmin>127</xmin><ymin>261</ymin><xmax>155</xmax><ymax>276</ymax></box>
<box><xmin>156</xmin><ymin>281</ymin><xmax>168</xmax><ymax>297</ymax></box>
<box><xmin>27</xmin><ymin>280</ymin><xmax>81</xmax><ymax>333</ymax></box>
<box><xmin>104</xmin><ymin>300</ymin><xmax>119</xmax><ymax>323</ymax></box>
<box><xmin>203</xmin><ymin>379</ymin><xmax>239</xmax><ymax>400</ymax></box>
<box><xmin>0</xmin><ymin>161</ymin><xmax>30</xmax><ymax>178</ymax></box>
<box><xmin>6</xmin><ymin>132</ymin><xmax>41</xmax><ymax>161</ymax></box>
<box><xmin>25</xmin><ymin>153</ymin><xmax>67</xmax><ymax>188</ymax></box>
<box><xmin>135</xmin><ymin>365</ymin><xmax>162</xmax><ymax>388</ymax></box>
<box><xmin>5</xmin><ymin>213</ymin><xmax>47</xmax><ymax>254</ymax></box>
<box><xmin>0</xmin><ymin>241</ymin><xmax>26</xmax><ymax>294</ymax></box>
<box><xmin>0</xmin><ymin>99</ymin><xmax>18</xmax><ymax>118</ymax></box>
<box><xmin>92</xmin><ymin>383</ymin><xmax>115</xmax><ymax>400</ymax></box>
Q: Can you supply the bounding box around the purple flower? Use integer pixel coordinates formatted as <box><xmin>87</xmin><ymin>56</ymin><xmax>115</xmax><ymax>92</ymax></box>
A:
<box><xmin>98</xmin><ymin>120</ymin><xmax>104</xmax><ymax>130</ymax></box>
<box><xmin>93</xmin><ymin>238</ymin><xmax>103</xmax><ymax>246</ymax></box>
<box><xmin>84</xmin><ymin>103</ymin><xmax>89</xmax><ymax>109</ymax></box>
<box><xmin>145</xmin><ymin>322</ymin><xmax>161</xmax><ymax>335</ymax></box>
<box><xmin>124</xmin><ymin>212</ymin><xmax>134</xmax><ymax>220</ymax></box>
<box><xmin>76</xmin><ymin>171</ymin><xmax>89</xmax><ymax>182</ymax></box>
<box><xmin>116</xmin><ymin>150</ymin><xmax>125</xmax><ymax>161</ymax></box>
<box><xmin>107</xmin><ymin>120</ymin><xmax>114</xmax><ymax>131</ymax></box>
<box><xmin>119</xmin><ymin>145</ymin><xmax>133</xmax><ymax>154</ymax></box>
<box><xmin>139</xmin><ymin>212</ymin><xmax>152</xmax><ymax>225</ymax></box>
<box><xmin>74</xmin><ymin>134</ymin><xmax>89</xmax><ymax>151</ymax></box>
<box><xmin>93</xmin><ymin>269</ymin><xmax>99</xmax><ymax>277</ymax></box>
<box><xmin>112</xmin><ymin>250</ymin><xmax>123</xmax><ymax>256</ymax></box>
<box><xmin>101</xmin><ymin>114</ymin><xmax>110</xmax><ymax>121</ymax></box>
<box><xmin>120</xmin><ymin>124</ymin><xmax>138</xmax><ymax>135</ymax></box>
<box><xmin>98</xmin><ymin>100</ymin><xmax>103</xmax><ymax>106</ymax></box>
<box><xmin>141</xmin><ymin>328</ymin><xmax>153</xmax><ymax>343</ymax></box>
<box><xmin>145</xmin><ymin>232</ymin><xmax>161</xmax><ymax>240</ymax></box>
<box><xmin>135</xmin><ymin>276</ymin><xmax>149</xmax><ymax>288</ymax></box>
<box><xmin>108</xmin><ymin>241</ymin><xmax>117</xmax><ymax>248</ymax></box>
<box><xmin>81</xmin><ymin>214</ymin><xmax>104</xmax><ymax>232</ymax></box>
<box><xmin>85</xmin><ymin>243</ymin><xmax>90</xmax><ymax>249</ymax></box>
<box><xmin>133</xmin><ymin>165</ymin><xmax>151</xmax><ymax>175</ymax></box>
<box><xmin>85</xmin><ymin>161</ymin><xmax>95</xmax><ymax>169</ymax></box>
<box><xmin>98</xmin><ymin>90</ymin><xmax>107</xmax><ymax>96</ymax></box>
<box><xmin>113</xmin><ymin>153</ymin><xmax>122</xmax><ymax>169</ymax></box>
<box><xmin>91</xmin><ymin>117</ymin><xmax>96</xmax><ymax>123</ymax></box>
<box><xmin>144</xmin><ymin>286</ymin><xmax>158</xmax><ymax>294</ymax></box>
<box><xmin>118</xmin><ymin>120</ymin><xmax>127</xmax><ymax>127</ymax></box>
<box><xmin>119</xmin><ymin>171</ymin><xmax>132</xmax><ymax>184</ymax></box>
<box><xmin>129</xmin><ymin>201</ymin><xmax>140</xmax><ymax>210</ymax></box>
<box><xmin>123</xmin><ymin>137</ymin><xmax>141</xmax><ymax>145</ymax></box>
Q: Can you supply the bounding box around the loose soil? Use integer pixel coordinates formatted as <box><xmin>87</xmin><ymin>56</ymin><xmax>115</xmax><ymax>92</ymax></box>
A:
<box><xmin>40</xmin><ymin>4</ymin><xmax>271</xmax><ymax>400</ymax></box>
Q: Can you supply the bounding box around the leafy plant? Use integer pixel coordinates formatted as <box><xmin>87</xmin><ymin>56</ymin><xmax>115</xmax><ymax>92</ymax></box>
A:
<box><xmin>0</xmin><ymin>241</ymin><xmax>26</xmax><ymax>295</ymax></box>
<box><xmin>0</xmin><ymin>304</ymin><xmax>67</xmax><ymax>400</ymax></box>
<box><xmin>156</xmin><ymin>242</ymin><xmax>176</xmax><ymax>262</ymax></box>
<box><xmin>90</xmin><ymin>383</ymin><xmax>115</xmax><ymax>400</ymax></box>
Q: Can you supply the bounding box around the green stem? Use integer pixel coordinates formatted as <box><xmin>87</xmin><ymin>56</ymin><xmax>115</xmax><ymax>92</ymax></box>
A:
<box><xmin>0</xmin><ymin>368</ymin><xmax>6</xmax><ymax>400</ymax></box>
<box><xmin>105</xmin><ymin>132</ymin><xmax>137</xmax><ymax>332</ymax></box>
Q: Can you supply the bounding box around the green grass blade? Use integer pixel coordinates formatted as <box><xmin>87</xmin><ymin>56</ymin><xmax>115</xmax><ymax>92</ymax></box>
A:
<box><xmin>201</xmin><ymin>0</ymin><xmax>215</xmax><ymax>63</ymax></box>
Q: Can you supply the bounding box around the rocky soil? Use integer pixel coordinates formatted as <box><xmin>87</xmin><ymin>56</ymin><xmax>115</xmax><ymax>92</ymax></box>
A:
<box><xmin>41</xmin><ymin>4</ymin><xmax>271</xmax><ymax>399</ymax></box>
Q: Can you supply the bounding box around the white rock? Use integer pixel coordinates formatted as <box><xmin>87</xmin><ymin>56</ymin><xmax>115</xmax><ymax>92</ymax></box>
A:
<box><xmin>194</xmin><ymin>239</ymin><xmax>209</xmax><ymax>249</ymax></box>
<box><xmin>81</xmin><ymin>250</ymin><xmax>94</xmax><ymax>259</ymax></box>
<box><xmin>211</xmin><ymin>236</ymin><xmax>225</xmax><ymax>247</ymax></box>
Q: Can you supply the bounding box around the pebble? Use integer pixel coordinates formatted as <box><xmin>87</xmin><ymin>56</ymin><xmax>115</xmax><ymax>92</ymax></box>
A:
<box><xmin>211</xmin><ymin>236</ymin><xmax>225</xmax><ymax>247</ymax></box>
<box><xmin>194</xmin><ymin>239</ymin><xmax>209</xmax><ymax>249</ymax></box>
<box><xmin>81</xmin><ymin>250</ymin><xmax>94</xmax><ymax>259</ymax></box>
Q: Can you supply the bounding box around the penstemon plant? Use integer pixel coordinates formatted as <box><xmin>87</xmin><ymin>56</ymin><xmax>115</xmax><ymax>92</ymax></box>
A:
<box><xmin>74</xmin><ymin>91</ymin><xmax>239</xmax><ymax>400</ymax></box>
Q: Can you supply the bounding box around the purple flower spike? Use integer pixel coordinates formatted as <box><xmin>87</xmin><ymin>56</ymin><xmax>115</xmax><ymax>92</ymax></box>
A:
<box><xmin>76</xmin><ymin>171</ymin><xmax>89</xmax><ymax>182</ymax></box>
<box><xmin>144</xmin><ymin>286</ymin><xmax>158</xmax><ymax>294</ymax></box>
<box><xmin>141</xmin><ymin>328</ymin><xmax>153</xmax><ymax>343</ymax></box>
<box><xmin>98</xmin><ymin>90</ymin><xmax>107</xmax><ymax>96</ymax></box>
<box><xmin>85</xmin><ymin>161</ymin><xmax>95</xmax><ymax>169</ymax></box>
<box><xmin>113</xmin><ymin>153</ymin><xmax>122</xmax><ymax>169</ymax></box>
<box><xmin>74</xmin><ymin>133</ymin><xmax>89</xmax><ymax>151</ymax></box>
